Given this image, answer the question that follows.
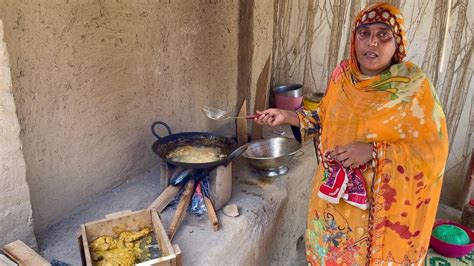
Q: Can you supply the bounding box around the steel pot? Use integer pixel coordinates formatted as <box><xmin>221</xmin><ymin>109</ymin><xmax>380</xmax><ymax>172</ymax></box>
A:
<box><xmin>272</xmin><ymin>84</ymin><xmax>304</xmax><ymax>110</ymax></box>
<box><xmin>273</xmin><ymin>84</ymin><xmax>303</xmax><ymax>97</ymax></box>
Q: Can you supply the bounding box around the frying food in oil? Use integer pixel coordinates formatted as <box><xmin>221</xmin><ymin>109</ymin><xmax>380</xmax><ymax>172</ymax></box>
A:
<box><xmin>166</xmin><ymin>145</ymin><xmax>226</xmax><ymax>163</ymax></box>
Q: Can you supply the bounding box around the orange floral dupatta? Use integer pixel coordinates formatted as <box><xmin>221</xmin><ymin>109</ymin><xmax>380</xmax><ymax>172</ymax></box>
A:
<box><xmin>300</xmin><ymin>3</ymin><xmax>449</xmax><ymax>265</ymax></box>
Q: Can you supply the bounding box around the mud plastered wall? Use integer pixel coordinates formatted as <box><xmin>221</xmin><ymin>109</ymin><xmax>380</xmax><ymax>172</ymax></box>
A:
<box><xmin>0</xmin><ymin>20</ymin><xmax>36</xmax><ymax>248</ymax></box>
<box><xmin>272</xmin><ymin>0</ymin><xmax>474</xmax><ymax>205</ymax></box>
<box><xmin>0</xmin><ymin>0</ymin><xmax>239</xmax><ymax>233</ymax></box>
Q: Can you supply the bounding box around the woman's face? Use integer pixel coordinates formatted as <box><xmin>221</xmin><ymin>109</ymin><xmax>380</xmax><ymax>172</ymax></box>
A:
<box><xmin>354</xmin><ymin>23</ymin><xmax>396</xmax><ymax>76</ymax></box>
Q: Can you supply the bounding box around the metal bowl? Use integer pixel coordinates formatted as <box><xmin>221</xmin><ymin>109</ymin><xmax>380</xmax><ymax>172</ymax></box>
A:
<box><xmin>273</xmin><ymin>84</ymin><xmax>303</xmax><ymax>97</ymax></box>
<box><xmin>242</xmin><ymin>137</ymin><xmax>302</xmax><ymax>177</ymax></box>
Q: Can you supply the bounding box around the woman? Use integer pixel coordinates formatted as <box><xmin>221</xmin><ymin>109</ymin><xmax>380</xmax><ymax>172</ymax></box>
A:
<box><xmin>256</xmin><ymin>3</ymin><xmax>448</xmax><ymax>265</ymax></box>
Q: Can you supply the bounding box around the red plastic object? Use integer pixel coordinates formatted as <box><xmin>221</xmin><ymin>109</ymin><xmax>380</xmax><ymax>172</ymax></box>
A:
<box><xmin>274</xmin><ymin>94</ymin><xmax>303</xmax><ymax>111</ymax></box>
<box><xmin>430</xmin><ymin>220</ymin><xmax>474</xmax><ymax>258</ymax></box>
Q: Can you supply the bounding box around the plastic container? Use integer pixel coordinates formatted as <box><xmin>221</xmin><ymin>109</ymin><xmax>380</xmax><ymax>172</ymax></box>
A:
<box><xmin>430</xmin><ymin>220</ymin><xmax>474</xmax><ymax>258</ymax></box>
<box><xmin>432</xmin><ymin>224</ymin><xmax>470</xmax><ymax>245</ymax></box>
<box><xmin>461</xmin><ymin>199</ymin><xmax>474</xmax><ymax>230</ymax></box>
<box><xmin>303</xmin><ymin>92</ymin><xmax>324</xmax><ymax>110</ymax></box>
<box><xmin>273</xmin><ymin>84</ymin><xmax>303</xmax><ymax>111</ymax></box>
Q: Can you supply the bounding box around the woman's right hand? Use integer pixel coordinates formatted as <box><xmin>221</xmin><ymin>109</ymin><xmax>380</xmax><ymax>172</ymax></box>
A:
<box><xmin>254</xmin><ymin>108</ymin><xmax>299</xmax><ymax>127</ymax></box>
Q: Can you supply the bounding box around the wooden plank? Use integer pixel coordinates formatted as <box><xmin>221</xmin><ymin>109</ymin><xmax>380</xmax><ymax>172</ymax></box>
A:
<box><xmin>138</xmin><ymin>244</ymin><xmax>182</xmax><ymax>266</ymax></box>
<box><xmin>138</xmin><ymin>254</ymin><xmax>175</xmax><ymax>266</ymax></box>
<box><xmin>139</xmin><ymin>245</ymin><xmax>180</xmax><ymax>266</ymax></box>
<box><xmin>2</xmin><ymin>240</ymin><xmax>50</xmax><ymax>266</ymax></box>
<box><xmin>151</xmin><ymin>210</ymin><xmax>174</xmax><ymax>257</ymax></box>
<box><xmin>76</xmin><ymin>232</ymin><xmax>86</xmax><ymax>266</ymax></box>
<box><xmin>148</xmin><ymin>185</ymin><xmax>181</xmax><ymax>213</ymax></box>
<box><xmin>81</xmin><ymin>225</ymin><xmax>92</xmax><ymax>266</ymax></box>
<box><xmin>104</xmin><ymin>209</ymin><xmax>132</xmax><ymax>219</ymax></box>
<box><xmin>236</xmin><ymin>99</ymin><xmax>248</xmax><ymax>146</ymax></box>
<box><xmin>0</xmin><ymin>254</ymin><xmax>17</xmax><ymax>266</ymax></box>
<box><xmin>173</xmin><ymin>245</ymin><xmax>182</xmax><ymax>266</ymax></box>
<box><xmin>251</xmin><ymin>55</ymin><xmax>272</xmax><ymax>140</ymax></box>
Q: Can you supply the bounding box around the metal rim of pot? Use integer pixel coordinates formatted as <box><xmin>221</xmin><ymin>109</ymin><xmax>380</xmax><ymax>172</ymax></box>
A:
<box><xmin>241</xmin><ymin>137</ymin><xmax>303</xmax><ymax>160</ymax></box>
<box><xmin>272</xmin><ymin>84</ymin><xmax>303</xmax><ymax>97</ymax></box>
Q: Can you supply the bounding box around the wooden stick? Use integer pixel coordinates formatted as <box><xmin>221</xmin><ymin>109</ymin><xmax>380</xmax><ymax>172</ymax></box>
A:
<box><xmin>2</xmin><ymin>240</ymin><xmax>50</xmax><ymax>266</ymax></box>
<box><xmin>148</xmin><ymin>185</ymin><xmax>181</xmax><ymax>213</ymax></box>
<box><xmin>236</xmin><ymin>99</ymin><xmax>248</xmax><ymax>146</ymax></box>
<box><xmin>251</xmin><ymin>55</ymin><xmax>272</xmax><ymax>140</ymax></box>
<box><xmin>203</xmin><ymin>195</ymin><xmax>219</xmax><ymax>231</ymax></box>
<box><xmin>167</xmin><ymin>179</ymin><xmax>195</xmax><ymax>241</ymax></box>
<box><xmin>438</xmin><ymin>0</ymin><xmax>452</xmax><ymax>73</ymax></box>
<box><xmin>457</xmin><ymin>148</ymin><xmax>474</xmax><ymax>209</ymax></box>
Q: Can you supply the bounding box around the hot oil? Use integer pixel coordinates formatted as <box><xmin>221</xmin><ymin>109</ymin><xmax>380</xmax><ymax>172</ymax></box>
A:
<box><xmin>166</xmin><ymin>145</ymin><xmax>226</xmax><ymax>163</ymax></box>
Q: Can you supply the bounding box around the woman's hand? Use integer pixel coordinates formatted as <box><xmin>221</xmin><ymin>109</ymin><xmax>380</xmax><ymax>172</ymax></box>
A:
<box><xmin>254</xmin><ymin>108</ymin><xmax>300</xmax><ymax>127</ymax></box>
<box><xmin>329</xmin><ymin>142</ymin><xmax>373</xmax><ymax>168</ymax></box>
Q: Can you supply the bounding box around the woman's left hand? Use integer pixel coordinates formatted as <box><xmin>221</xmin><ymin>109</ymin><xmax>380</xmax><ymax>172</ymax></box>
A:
<box><xmin>329</xmin><ymin>142</ymin><xmax>373</xmax><ymax>168</ymax></box>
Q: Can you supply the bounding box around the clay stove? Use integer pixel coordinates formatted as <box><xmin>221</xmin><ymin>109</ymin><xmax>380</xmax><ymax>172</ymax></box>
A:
<box><xmin>158</xmin><ymin>161</ymin><xmax>232</xmax><ymax>211</ymax></box>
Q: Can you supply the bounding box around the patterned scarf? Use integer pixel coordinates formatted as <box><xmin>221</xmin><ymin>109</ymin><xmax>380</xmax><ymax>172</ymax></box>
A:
<box><xmin>318</xmin><ymin>151</ymin><xmax>370</xmax><ymax>210</ymax></box>
<box><xmin>350</xmin><ymin>2</ymin><xmax>407</xmax><ymax>74</ymax></box>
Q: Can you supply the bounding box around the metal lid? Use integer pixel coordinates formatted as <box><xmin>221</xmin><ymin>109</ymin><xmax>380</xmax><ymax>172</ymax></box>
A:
<box><xmin>272</xmin><ymin>84</ymin><xmax>303</xmax><ymax>97</ymax></box>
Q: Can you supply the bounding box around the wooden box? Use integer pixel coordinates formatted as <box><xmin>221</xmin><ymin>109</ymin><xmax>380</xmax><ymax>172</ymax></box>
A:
<box><xmin>1</xmin><ymin>240</ymin><xmax>49</xmax><ymax>266</ymax></box>
<box><xmin>78</xmin><ymin>209</ymin><xmax>181</xmax><ymax>266</ymax></box>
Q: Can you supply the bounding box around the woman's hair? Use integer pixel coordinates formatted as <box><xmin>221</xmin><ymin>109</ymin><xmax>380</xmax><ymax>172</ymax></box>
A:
<box><xmin>351</xmin><ymin>3</ymin><xmax>407</xmax><ymax>63</ymax></box>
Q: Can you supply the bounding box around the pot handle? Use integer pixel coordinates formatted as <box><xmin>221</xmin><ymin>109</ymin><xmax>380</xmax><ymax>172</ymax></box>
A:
<box><xmin>224</xmin><ymin>144</ymin><xmax>248</xmax><ymax>166</ymax></box>
<box><xmin>169</xmin><ymin>169</ymin><xmax>194</xmax><ymax>186</ymax></box>
<box><xmin>151</xmin><ymin>121</ymin><xmax>172</xmax><ymax>139</ymax></box>
<box><xmin>294</xmin><ymin>150</ymin><xmax>304</xmax><ymax>157</ymax></box>
<box><xmin>287</xmin><ymin>149</ymin><xmax>304</xmax><ymax>164</ymax></box>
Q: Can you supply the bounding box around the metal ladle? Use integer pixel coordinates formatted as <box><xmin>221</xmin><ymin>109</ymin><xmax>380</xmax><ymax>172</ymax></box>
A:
<box><xmin>201</xmin><ymin>106</ymin><xmax>258</xmax><ymax>120</ymax></box>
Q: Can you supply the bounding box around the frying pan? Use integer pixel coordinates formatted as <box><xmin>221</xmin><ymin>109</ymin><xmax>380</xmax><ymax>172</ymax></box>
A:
<box><xmin>151</xmin><ymin>121</ymin><xmax>246</xmax><ymax>169</ymax></box>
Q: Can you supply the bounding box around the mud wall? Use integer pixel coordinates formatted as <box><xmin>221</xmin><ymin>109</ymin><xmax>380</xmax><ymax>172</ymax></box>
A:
<box><xmin>0</xmin><ymin>0</ymin><xmax>239</xmax><ymax>233</ymax></box>
<box><xmin>0</xmin><ymin>20</ymin><xmax>36</xmax><ymax>248</ymax></box>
